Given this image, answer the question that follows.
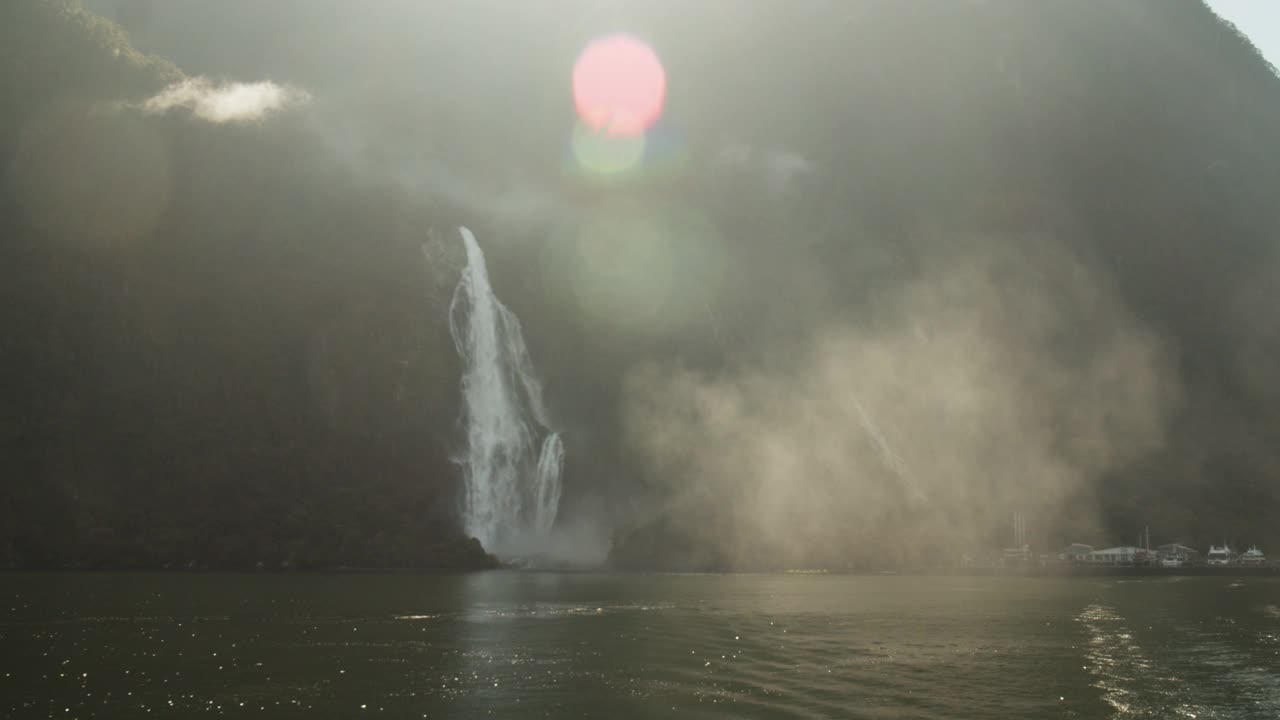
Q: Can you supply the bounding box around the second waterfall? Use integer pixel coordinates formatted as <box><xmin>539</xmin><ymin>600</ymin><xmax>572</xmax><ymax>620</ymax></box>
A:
<box><xmin>446</xmin><ymin>226</ymin><xmax>563</xmax><ymax>554</ymax></box>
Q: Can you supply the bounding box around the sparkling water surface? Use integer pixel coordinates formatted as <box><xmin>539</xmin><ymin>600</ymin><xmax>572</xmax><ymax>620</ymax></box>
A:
<box><xmin>2</xmin><ymin>573</ymin><xmax>1277</xmax><ymax>718</ymax></box>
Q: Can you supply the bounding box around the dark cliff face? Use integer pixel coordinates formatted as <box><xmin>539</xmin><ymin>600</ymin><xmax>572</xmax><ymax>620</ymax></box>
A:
<box><xmin>4</xmin><ymin>1</ymin><xmax>1280</xmax><ymax>569</ymax></box>
<box><xmin>1</xmin><ymin>1</ymin><xmax>475</xmax><ymax>569</ymax></box>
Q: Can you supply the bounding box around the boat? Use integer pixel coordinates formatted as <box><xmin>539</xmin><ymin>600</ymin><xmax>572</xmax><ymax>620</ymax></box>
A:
<box><xmin>1241</xmin><ymin>546</ymin><xmax>1266</xmax><ymax>565</ymax></box>
<box><xmin>1207</xmin><ymin>544</ymin><xmax>1233</xmax><ymax>565</ymax></box>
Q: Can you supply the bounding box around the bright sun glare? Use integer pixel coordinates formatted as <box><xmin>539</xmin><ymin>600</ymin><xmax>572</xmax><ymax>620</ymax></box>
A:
<box><xmin>570</xmin><ymin>34</ymin><xmax>669</xmax><ymax>179</ymax></box>
<box><xmin>572</xmin><ymin>34</ymin><xmax>667</xmax><ymax>137</ymax></box>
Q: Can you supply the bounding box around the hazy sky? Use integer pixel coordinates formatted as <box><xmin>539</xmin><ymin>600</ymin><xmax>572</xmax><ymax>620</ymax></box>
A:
<box><xmin>1207</xmin><ymin>0</ymin><xmax>1280</xmax><ymax>71</ymax></box>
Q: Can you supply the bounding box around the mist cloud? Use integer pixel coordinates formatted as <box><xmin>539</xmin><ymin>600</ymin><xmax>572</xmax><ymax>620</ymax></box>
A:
<box><xmin>622</xmin><ymin>232</ymin><xmax>1178</xmax><ymax>569</ymax></box>
<box><xmin>143</xmin><ymin>78</ymin><xmax>309</xmax><ymax>123</ymax></box>
<box><xmin>713</xmin><ymin>142</ymin><xmax>814</xmax><ymax>195</ymax></box>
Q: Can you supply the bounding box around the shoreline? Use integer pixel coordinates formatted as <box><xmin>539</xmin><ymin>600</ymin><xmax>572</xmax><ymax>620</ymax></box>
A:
<box><xmin>3</xmin><ymin>565</ymin><xmax>1277</xmax><ymax>577</ymax></box>
<box><xmin>919</xmin><ymin>565</ymin><xmax>1280</xmax><ymax>577</ymax></box>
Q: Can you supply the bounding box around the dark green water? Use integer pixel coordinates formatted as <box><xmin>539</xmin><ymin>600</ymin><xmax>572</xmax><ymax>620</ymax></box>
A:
<box><xmin>1</xmin><ymin>573</ymin><xmax>1277</xmax><ymax>719</ymax></box>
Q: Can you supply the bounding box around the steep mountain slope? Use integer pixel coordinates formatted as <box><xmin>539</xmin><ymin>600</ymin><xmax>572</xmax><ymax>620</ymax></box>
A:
<box><xmin>4</xmin><ymin>0</ymin><xmax>1280</xmax><ymax>569</ymax></box>
<box><xmin>1</xmin><ymin>1</ymin><xmax>484</xmax><ymax>569</ymax></box>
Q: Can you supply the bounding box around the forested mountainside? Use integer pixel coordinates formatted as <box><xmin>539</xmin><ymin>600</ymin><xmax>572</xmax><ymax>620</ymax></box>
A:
<box><xmin>4</xmin><ymin>0</ymin><xmax>1279</xmax><ymax>570</ymax></box>
<box><xmin>2</xmin><ymin>0</ymin><xmax>486</xmax><ymax>569</ymax></box>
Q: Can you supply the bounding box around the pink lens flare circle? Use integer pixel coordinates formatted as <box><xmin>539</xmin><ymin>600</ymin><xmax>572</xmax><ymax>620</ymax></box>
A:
<box><xmin>572</xmin><ymin>34</ymin><xmax>667</xmax><ymax>138</ymax></box>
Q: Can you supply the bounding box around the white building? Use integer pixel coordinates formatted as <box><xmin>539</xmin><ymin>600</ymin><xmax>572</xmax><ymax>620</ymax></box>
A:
<box><xmin>1058</xmin><ymin>543</ymin><xmax>1093</xmax><ymax>564</ymax></box>
<box><xmin>1087</xmin><ymin>546</ymin><xmax>1144</xmax><ymax>566</ymax></box>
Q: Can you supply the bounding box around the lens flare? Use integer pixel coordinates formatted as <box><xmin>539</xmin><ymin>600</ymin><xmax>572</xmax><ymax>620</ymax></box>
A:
<box><xmin>571</xmin><ymin>121</ymin><xmax>646</xmax><ymax>176</ymax></box>
<box><xmin>563</xmin><ymin>204</ymin><xmax>727</xmax><ymax>335</ymax></box>
<box><xmin>565</xmin><ymin>119</ymin><xmax>690</xmax><ymax>185</ymax></box>
<box><xmin>571</xmin><ymin>209</ymin><xmax>673</xmax><ymax>331</ymax></box>
<box><xmin>572</xmin><ymin>34</ymin><xmax>666</xmax><ymax>138</ymax></box>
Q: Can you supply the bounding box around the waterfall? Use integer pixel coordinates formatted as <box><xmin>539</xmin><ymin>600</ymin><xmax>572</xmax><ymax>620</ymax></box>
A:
<box><xmin>533</xmin><ymin>434</ymin><xmax>564</xmax><ymax>535</ymax></box>
<box><xmin>446</xmin><ymin>226</ymin><xmax>563</xmax><ymax>552</ymax></box>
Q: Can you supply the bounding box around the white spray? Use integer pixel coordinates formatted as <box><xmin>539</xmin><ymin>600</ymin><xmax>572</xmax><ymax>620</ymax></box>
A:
<box><xmin>446</xmin><ymin>226</ymin><xmax>563</xmax><ymax>552</ymax></box>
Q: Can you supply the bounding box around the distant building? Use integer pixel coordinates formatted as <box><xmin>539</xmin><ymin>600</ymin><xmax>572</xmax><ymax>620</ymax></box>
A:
<box><xmin>1003</xmin><ymin>544</ymin><xmax>1033</xmax><ymax>566</ymax></box>
<box><xmin>1155</xmin><ymin>543</ymin><xmax>1198</xmax><ymax>567</ymax></box>
<box><xmin>1088</xmin><ymin>546</ymin><xmax>1144</xmax><ymax>566</ymax></box>
<box><xmin>1207</xmin><ymin>545</ymin><xmax>1233</xmax><ymax>565</ymax></box>
<box><xmin>1058</xmin><ymin>543</ymin><xmax>1094</xmax><ymax>564</ymax></box>
<box><xmin>1003</xmin><ymin>511</ymin><xmax>1033</xmax><ymax>566</ymax></box>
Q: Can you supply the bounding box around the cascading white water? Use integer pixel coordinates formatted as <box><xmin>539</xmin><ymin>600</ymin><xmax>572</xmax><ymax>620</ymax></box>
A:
<box><xmin>447</xmin><ymin>226</ymin><xmax>563</xmax><ymax>552</ymax></box>
<box><xmin>532</xmin><ymin>434</ymin><xmax>564</xmax><ymax>535</ymax></box>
